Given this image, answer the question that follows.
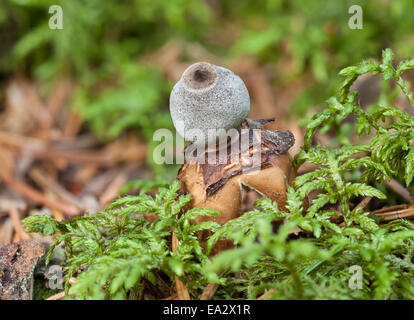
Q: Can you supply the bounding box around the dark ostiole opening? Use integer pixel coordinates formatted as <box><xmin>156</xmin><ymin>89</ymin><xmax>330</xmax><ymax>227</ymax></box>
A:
<box><xmin>194</xmin><ymin>69</ymin><xmax>209</xmax><ymax>82</ymax></box>
<box><xmin>182</xmin><ymin>62</ymin><xmax>217</xmax><ymax>90</ymax></box>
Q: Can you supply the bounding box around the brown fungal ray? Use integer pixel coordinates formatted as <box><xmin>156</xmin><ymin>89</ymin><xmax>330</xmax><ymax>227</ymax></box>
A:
<box><xmin>177</xmin><ymin>118</ymin><xmax>297</xmax><ymax>254</ymax></box>
<box><xmin>245</xmin><ymin>117</ymin><xmax>275</xmax><ymax>129</ymax></box>
<box><xmin>179</xmin><ymin>118</ymin><xmax>295</xmax><ymax>197</ymax></box>
<box><xmin>262</xmin><ymin>130</ymin><xmax>295</xmax><ymax>154</ymax></box>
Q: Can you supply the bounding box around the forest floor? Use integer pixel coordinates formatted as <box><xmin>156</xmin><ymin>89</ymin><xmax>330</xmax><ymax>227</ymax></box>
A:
<box><xmin>1</xmin><ymin>41</ymin><xmax>414</xmax><ymax>300</ymax></box>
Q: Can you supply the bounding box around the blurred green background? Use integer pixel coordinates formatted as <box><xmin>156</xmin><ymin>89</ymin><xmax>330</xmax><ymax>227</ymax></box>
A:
<box><xmin>0</xmin><ymin>0</ymin><xmax>413</xmax><ymax>173</ymax></box>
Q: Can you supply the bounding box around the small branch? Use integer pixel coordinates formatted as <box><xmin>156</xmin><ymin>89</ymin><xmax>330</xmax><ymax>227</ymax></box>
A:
<box><xmin>256</xmin><ymin>289</ymin><xmax>276</xmax><ymax>300</ymax></box>
<box><xmin>29</xmin><ymin>168</ymin><xmax>81</xmax><ymax>208</ymax></box>
<box><xmin>297</xmin><ymin>162</ymin><xmax>320</xmax><ymax>175</ymax></box>
<box><xmin>374</xmin><ymin>204</ymin><xmax>414</xmax><ymax>221</ymax></box>
<box><xmin>172</xmin><ymin>232</ymin><xmax>191</xmax><ymax>300</ymax></box>
<box><xmin>99</xmin><ymin>172</ymin><xmax>127</xmax><ymax>208</ymax></box>
<box><xmin>8</xmin><ymin>203</ymin><xmax>30</xmax><ymax>241</ymax></box>
<box><xmin>46</xmin><ymin>291</ymin><xmax>66</xmax><ymax>300</ymax></box>
<box><xmin>200</xmin><ymin>283</ymin><xmax>219</xmax><ymax>300</ymax></box>
<box><xmin>386</xmin><ymin>179</ymin><xmax>414</xmax><ymax>203</ymax></box>
<box><xmin>0</xmin><ymin>218</ymin><xmax>13</xmax><ymax>245</ymax></box>
<box><xmin>35</xmin><ymin>149</ymin><xmax>109</xmax><ymax>165</ymax></box>
<box><xmin>353</xmin><ymin>196</ymin><xmax>372</xmax><ymax>212</ymax></box>
<box><xmin>46</xmin><ymin>278</ymin><xmax>77</xmax><ymax>300</ymax></box>
<box><xmin>256</xmin><ymin>276</ymin><xmax>293</xmax><ymax>300</ymax></box>
<box><xmin>374</xmin><ymin>203</ymin><xmax>410</xmax><ymax>213</ymax></box>
<box><xmin>0</xmin><ymin>172</ymin><xmax>79</xmax><ymax>216</ymax></box>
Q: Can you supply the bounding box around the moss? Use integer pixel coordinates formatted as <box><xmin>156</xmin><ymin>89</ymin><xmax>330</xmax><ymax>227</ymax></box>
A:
<box><xmin>33</xmin><ymin>276</ymin><xmax>61</xmax><ymax>300</ymax></box>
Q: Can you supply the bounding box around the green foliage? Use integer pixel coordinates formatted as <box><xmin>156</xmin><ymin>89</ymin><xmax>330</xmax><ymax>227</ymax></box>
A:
<box><xmin>120</xmin><ymin>177</ymin><xmax>170</xmax><ymax>196</ymax></box>
<box><xmin>300</xmin><ymin>48</ymin><xmax>414</xmax><ymax>190</ymax></box>
<box><xmin>206</xmin><ymin>187</ymin><xmax>414</xmax><ymax>300</ymax></box>
<box><xmin>205</xmin><ymin>49</ymin><xmax>414</xmax><ymax>300</ymax></box>
<box><xmin>22</xmin><ymin>50</ymin><xmax>414</xmax><ymax>300</ymax></box>
<box><xmin>224</xmin><ymin>0</ymin><xmax>414</xmax><ymax>115</ymax></box>
<box><xmin>73</xmin><ymin>63</ymin><xmax>171</xmax><ymax>141</ymax></box>
<box><xmin>2</xmin><ymin>0</ymin><xmax>210</xmax><ymax>79</ymax></box>
<box><xmin>1</xmin><ymin>0</ymin><xmax>210</xmax><ymax>144</ymax></box>
<box><xmin>24</xmin><ymin>177</ymin><xmax>414</xmax><ymax>299</ymax></box>
<box><xmin>2</xmin><ymin>0</ymin><xmax>414</xmax><ymax>142</ymax></box>
<box><xmin>24</xmin><ymin>181</ymin><xmax>220</xmax><ymax>299</ymax></box>
<box><xmin>295</xmin><ymin>145</ymin><xmax>385</xmax><ymax>228</ymax></box>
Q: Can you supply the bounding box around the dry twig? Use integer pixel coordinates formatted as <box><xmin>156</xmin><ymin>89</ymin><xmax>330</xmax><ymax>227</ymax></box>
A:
<box><xmin>256</xmin><ymin>289</ymin><xmax>276</xmax><ymax>300</ymax></box>
<box><xmin>374</xmin><ymin>204</ymin><xmax>414</xmax><ymax>221</ymax></box>
<box><xmin>200</xmin><ymin>283</ymin><xmax>219</xmax><ymax>300</ymax></box>
<box><xmin>45</xmin><ymin>278</ymin><xmax>77</xmax><ymax>300</ymax></box>
<box><xmin>8</xmin><ymin>203</ymin><xmax>30</xmax><ymax>241</ymax></box>
<box><xmin>0</xmin><ymin>172</ymin><xmax>79</xmax><ymax>216</ymax></box>
<box><xmin>386</xmin><ymin>179</ymin><xmax>414</xmax><ymax>203</ymax></box>
<box><xmin>172</xmin><ymin>232</ymin><xmax>191</xmax><ymax>300</ymax></box>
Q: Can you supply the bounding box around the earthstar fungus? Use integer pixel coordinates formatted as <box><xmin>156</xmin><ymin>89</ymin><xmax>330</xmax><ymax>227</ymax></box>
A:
<box><xmin>170</xmin><ymin>62</ymin><xmax>250</xmax><ymax>144</ymax></box>
<box><xmin>170</xmin><ymin>62</ymin><xmax>296</xmax><ymax>253</ymax></box>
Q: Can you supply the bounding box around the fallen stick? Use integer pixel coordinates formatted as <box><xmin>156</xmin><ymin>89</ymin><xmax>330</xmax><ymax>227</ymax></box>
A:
<box><xmin>8</xmin><ymin>203</ymin><xmax>30</xmax><ymax>240</ymax></box>
<box><xmin>297</xmin><ymin>162</ymin><xmax>321</xmax><ymax>175</ymax></box>
<box><xmin>373</xmin><ymin>204</ymin><xmax>414</xmax><ymax>221</ymax></box>
<box><xmin>256</xmin><ymin>276</ymin><xmax>294</xmax><ymax>300</ymax></box>
<box><xmin>0</xmin><ymin>131</ymin><xmax>108</xmax><ymax>164</ymax></box>
<box><xmin>374</xmin><ymin>207</ymin><xmax>414</xmax><ymax>216</ymax></box>
<box><xmin>0</xmin><ymin>130</ymin><xmax>45</xmax><ymax>150</ymax></box>
<box><xmin>0</xmin><ymin>218</ymin><xmax>13</xmax><ymax>245</ymax></box>
<box><xmin>172</xmin><ymin>232</ymin><xmax>191</xmax><ymax>300</ymax></box>
<box><xmin>200</xmin><ymin>283</ymin><xmax>219</xmax><ymax>300</ymax></box>
<box><xmin>354</xmin><ymin>196</ymin><xmax>372</xmax><ymax>212</ymax></box>
<box><xmin>377</xmin><ymin>211</ymin><xmax>414</xmax><ymax>221</ymax></box>
<box><xmin>0</xmin><ymin>172</ymin><xmax>79</xmax><ymax>216</ymax></box>
<box><xmin>99</xmin><ymin>172</ymin><xmax>127</xmax><ymax>208</ymax></box>
<box><xmin>386</xmin><ymin>179</ymin><xmax>414</xmax><ymax>203</ymax></box>
<box><xmin>29</xmin><ymin>168</ymin><xmax>81</xmax><ymax>208</ymax></box>
<box><xmin>46</xmin><ymin>291</ymin><xmax>66</xmax><ymax>300</ymax></box>
<box><xmin>46</xmin><ymin>278</ymin><xmax>77</xmax><ymax>300</ymax></box>
<box><xmin>374</xmin><ymin>203</ymin><xmax>411</xmax><ymax>214</ymax></box>
<box><xmin>46</xmin><ymin>77</ymin><xmax>73</xmax><ymax>120</ymax></box>
<box><xmin>256</xmin><ymin>289</ymin><xmax>276</xmax><ymax>300</ymax></box>
<box><xmin>35</xmin><ymin>149</ymin><xmax>109</xmax><ymax>165</ymax></box>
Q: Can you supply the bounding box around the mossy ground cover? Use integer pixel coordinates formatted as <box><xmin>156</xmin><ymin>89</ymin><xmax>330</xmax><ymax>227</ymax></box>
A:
<box><xmin>0</xmin><ymin>1</ymin><xmax>413</xmax><ymax>300</ymax></box>
<box><xmin>24</xmin><ymin>50</ymin><xmax>414</xmax><ymax>299</ymax></box>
